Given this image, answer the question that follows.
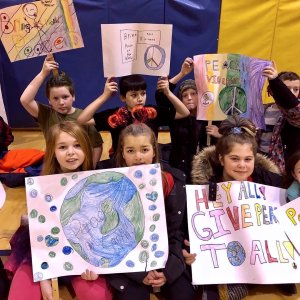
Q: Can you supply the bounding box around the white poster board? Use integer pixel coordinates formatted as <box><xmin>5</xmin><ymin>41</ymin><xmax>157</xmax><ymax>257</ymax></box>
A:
<box><xmin>101</xmin><ymin>23</ymin><xmax>172</xmax><ymax>77</ymax></box>
<box><xmin>0</xmin><ymin>0</ymin><xmax>84</xmax><ymax>62</ymax></box>
<box><xmin>26</xmin><ymin>164</ymin><xmax>168</xmax><ymax>282</ymax></box>
<box><xmin>186</xmin><ymin>181</ymin><xmax>300</xmax><ymax>284</ymax></box>
<box><xmin>274</xmin><ymin>197</ymin><xmax>300</xmax><ymax>253</ymax></box>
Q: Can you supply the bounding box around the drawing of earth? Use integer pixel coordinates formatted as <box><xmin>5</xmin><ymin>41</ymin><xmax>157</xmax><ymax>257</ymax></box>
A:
<box><xmin>60</xmin><ymin>171</ymin><xmax>144</xmax><ymax>267</ymax></box>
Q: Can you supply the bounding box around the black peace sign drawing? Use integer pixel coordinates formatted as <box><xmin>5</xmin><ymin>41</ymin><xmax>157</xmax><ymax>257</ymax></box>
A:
<box><xmin>144</xmin><ymin>45</ymin><xmax>166</xmax><ymax>70</ymax></box>
<box><xmin>219</xmin><ymin>86</ymin><xmax>247</xmax><ymax>115</ymax></box>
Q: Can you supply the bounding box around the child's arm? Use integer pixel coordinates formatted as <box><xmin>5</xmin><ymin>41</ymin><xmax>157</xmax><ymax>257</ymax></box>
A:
<box><xmin>169</xmin><ymin>57</ymin><xmax>193</xmax><ymax>85</ymax></box>
<box><xmin>156</xmin><ymin>78</ymin><xmax>190</xmax><ymax>119</ymax></box>
<box><xmin>20</xmin><ymin>54</ymin><xmax>59</xmax><ymax>118</ymax></box>
<box><xmin>77</xmin><ymin>78</ymin><xmax>118</xmax><ymax>125</ymax></box>
<box><xmin>40</xmin><ymin>279</ymin><xmax>54</xmax><ymax>300</ymax></box>
<box><xmin>155</xmin><ymin>57</ymin><xmax>193</xmax><ymax>108</ymax></box>
<box><xmin>263</xmin><ymin>65</ymin><xmax>299</xmax><ymax>109</ymax></box>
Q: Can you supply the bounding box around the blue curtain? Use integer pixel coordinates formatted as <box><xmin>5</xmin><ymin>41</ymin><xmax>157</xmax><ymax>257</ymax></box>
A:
<box><xmin>0</xmin><ymin>0</ymin><xmax>221</xmax><ymax>127</ymax></box>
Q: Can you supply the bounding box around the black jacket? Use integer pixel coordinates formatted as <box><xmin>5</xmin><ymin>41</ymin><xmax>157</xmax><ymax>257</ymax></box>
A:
<box><xmin>269</xmin><ymin>77</ymin><xmax>300</xmax><ymax>159</ymax></box>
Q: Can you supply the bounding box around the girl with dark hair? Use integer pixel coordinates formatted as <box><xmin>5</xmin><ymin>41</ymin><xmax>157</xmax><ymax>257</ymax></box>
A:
<box><xmin>108</xmin><ymin>123</ymin><xmax>196</xmax><ymax>300</ymax></box>
<box><xmin>188</xmin><ymin>115</ymin><xmax>296</xmax><ymax>299</ymax></box>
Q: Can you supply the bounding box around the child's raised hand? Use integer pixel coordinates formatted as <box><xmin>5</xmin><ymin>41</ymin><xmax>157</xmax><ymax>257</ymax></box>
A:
<box><xmin>180</xmin><ymin>57</ymin><xmax>194</xmax><ymax>76</ymax></box>
<box><xmin>81</xmin><ymin>269</ymin><xmax>99</xmax><ymax>281</ymax></box>
<box><xmin>156</xmin><ymin>77</ymin><xmax>170</xmax><ymax>95</ymax></box>
<box><xmin>262</xmin><ymin>62</ymin><xmax>278</xmax><ymax>80</ymax></box>
<box><xmin>182</xmin><ymin>239</ymin><xmax>197</xmax><ymax>265</ymax></box>
<box><xmin>103</xmin><ymin>77</ymin><xmax>118</xmax><ymax>97</ymax></box>
<box><xmin>42</xmin><ymin>54</ymin><xmax>59</xmax><ymax>77</ymax></box>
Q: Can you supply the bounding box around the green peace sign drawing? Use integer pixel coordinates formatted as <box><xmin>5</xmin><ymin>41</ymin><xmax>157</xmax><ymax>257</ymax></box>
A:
<box><xmin>219</xmin><ymin>86</ymin><xmax>247</xmax><ymax>115</ymax></box>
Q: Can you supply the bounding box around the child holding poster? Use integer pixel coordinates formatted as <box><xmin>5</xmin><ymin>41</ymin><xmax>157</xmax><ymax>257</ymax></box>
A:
<box><xmin>190</xmin><ymin>115</ymin><xmax>296</xmax><ymax>299</ymax></box>
<box><xmin>262</xmin><ymin>65</ymin><xmax>300</xmax><ymax>173</ymax></box>
<box><xmin>20</xmin><ymin>54</ymin><xmax>103</xmax><ymax>167</ymax></box>
<box><xmin>77</xmin><ymin>74</ymin><xmax>189</xmax><ymax>157</ymax></box>
<box><xmin>107</xmin><ymin>123</ymin><xmax>195</xmax><ymax>300</ymax></box>
<box><xmin>6</xmin><ymin>121</ymin><xmax>112</xmax><ymax>300</ymax></box>
<box><xmin>155</xmin><ymin>58</ymin><xmax>221</xmax><ymax>183</ymax></box>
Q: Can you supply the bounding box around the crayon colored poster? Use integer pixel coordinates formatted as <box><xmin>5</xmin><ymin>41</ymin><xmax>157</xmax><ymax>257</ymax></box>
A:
<box><xmin>101</xmin><ymin>23</ymin><xmax>172</xmax><ymax>77</ymax></box>
<box><xmin>26</xmin><ymin>164</ymin><xmax>168</xmax><ymax>282</ymax></box>
<box><xmin>193</xmin><ymin>54</ymin><xmax>271</xmax><ymax>128</ymax></box>
<box><xmin>0</xmin><ymin>0</ymin><xmax>84</xmax><ymax>62</ymax></box>
<box><xmin>186</xmin><ymin>181</ymin><xmax>300</xmax><ymax>284</ymax></box>
<box><xmin>274</xmin><ymin>197</ymin><xmax>300</xmax><ymax>254</ymax></box>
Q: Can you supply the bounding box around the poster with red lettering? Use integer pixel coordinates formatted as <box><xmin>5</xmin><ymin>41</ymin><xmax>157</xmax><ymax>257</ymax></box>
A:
<box><xmin>186</xmin><ymin>181</ymin><xmax>300</xmax><ymax>284</ymax></box>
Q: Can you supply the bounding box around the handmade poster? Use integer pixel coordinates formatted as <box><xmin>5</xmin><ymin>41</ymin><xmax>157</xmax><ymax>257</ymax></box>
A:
<box><xmin>193</xmin><ymin>54</ymin><xmax>271</xmax><ymax>128</ymax></box>
<box><xmin>274</xmin><ymin>197</ymin><xmax>300</xmax><ymax>254</ymax></box>
<box><xmin>26</xmin><ymin>164</ymin><xmax>168</xmax><ymax>282</ymax></box>
<box><xmin>101</xmin><ymin>23</ymin><xmax>172</xmax><ymax>77</ymax></box>
<box><xmin>186</xmin><ymin>181</ymin><xmax>300</xmax><ymax>285</ymax></box>
<box><xmin>0</xmin><ymin>0</ymin><xmax>84</xmax><ymax>62</ymax></box>
<box><xmin>0</xmin><ymin>182</ymin><xmax>6</xmax><ymax>209</ymax></box>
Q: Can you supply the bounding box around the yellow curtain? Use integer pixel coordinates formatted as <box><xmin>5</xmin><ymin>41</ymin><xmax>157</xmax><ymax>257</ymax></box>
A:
<box><xmin>218</xmin><ymin>0</ymin><xmax>300</xmax><ymax>103</ymax></box>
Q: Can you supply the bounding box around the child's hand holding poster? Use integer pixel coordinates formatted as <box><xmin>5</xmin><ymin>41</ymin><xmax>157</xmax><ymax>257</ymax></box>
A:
<box><xmin>0</xmin><ymin>0</ymin><xmax>84</xmax><ymax>62</ymax></box>
<box><xmin>193</xmin><ymin>54</ymin><xmax>271</xmax><ymax>129</ymax></box>
<box><xmin>186</xmin><ymin>181</ymin><xmax>300</xmax><ymax>284</ymax></box>
<box><xmin>101</xmin><ymin>23</ymin><xmax>172</xmax><ymax>77</ymax></box>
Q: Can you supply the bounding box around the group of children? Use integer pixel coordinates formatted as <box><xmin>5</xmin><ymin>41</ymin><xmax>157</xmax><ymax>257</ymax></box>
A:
<box><xmin>0</xmin><ymin>53</ymin><xmax>299</xmax><ymax>300</ymax></box>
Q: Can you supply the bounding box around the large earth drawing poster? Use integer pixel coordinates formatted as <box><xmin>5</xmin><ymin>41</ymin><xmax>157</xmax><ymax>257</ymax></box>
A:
<box><xmin>26</xmin><ymin>164</ymin><xmax>168</xmax><ymax>282</ymax></box>
<box><xmin>0</xmin><ymin>0</ymin><xmax>84</xmax><ymax>62</ymax></box>
<box><xmin>194</xmin><ymin>53</ymin><xmax>271</xmax><ymax>128</ymax></box>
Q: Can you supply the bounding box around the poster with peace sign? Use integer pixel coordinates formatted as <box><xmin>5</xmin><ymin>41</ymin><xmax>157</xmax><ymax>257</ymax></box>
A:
<box><xmin>0</xmin><ymin>0</ymin><xmax>84</xmax><ymax>62</ymax></box>
<box><xmin>101</xmin><ymin>23</ymin><xmax>172</xmax><ymax>77</ymax></box>
<box><xmin>194</xmin><ymin>54</ymin><xmax>271</xmax><ymax>128</ymax></box>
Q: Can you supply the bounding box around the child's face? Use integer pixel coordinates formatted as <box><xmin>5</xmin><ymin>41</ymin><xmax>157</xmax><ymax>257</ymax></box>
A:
<box><xmin>219</xmin><ymin>143</ymin><xmax>255</xmax><ymax>182</ymax></box>
<box><xmin>122</xmin><ymin>134</ymin><xmax>155</xmax><ymax>167</ymax></box>
<box><xmin>121</xmin><ymin>89</ymin><xmax>146</xmax><ymax>111</ymax></box>
<box><xmin>292</xmin><ymin>160</ymin><xmax>300</xmax><ymax>183</ymax></box>
<box><xmin>48</xmin><ymin>86</ymin><xmax>75</xmax><ymax>114</ymax></box>
<box><xmin>181</xmin><ymin>88</ymin><xmax>198</xmax><ymax>111</ymax></box>
<box><xmin>283</xmin><ymin>79</ymin><xmax>300</xmax><ymax>98</ymax></box>
<box><xmin>55</xmin><ymin>131</ymin><xmax>85</xmax><ymax>173</ymax></box>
